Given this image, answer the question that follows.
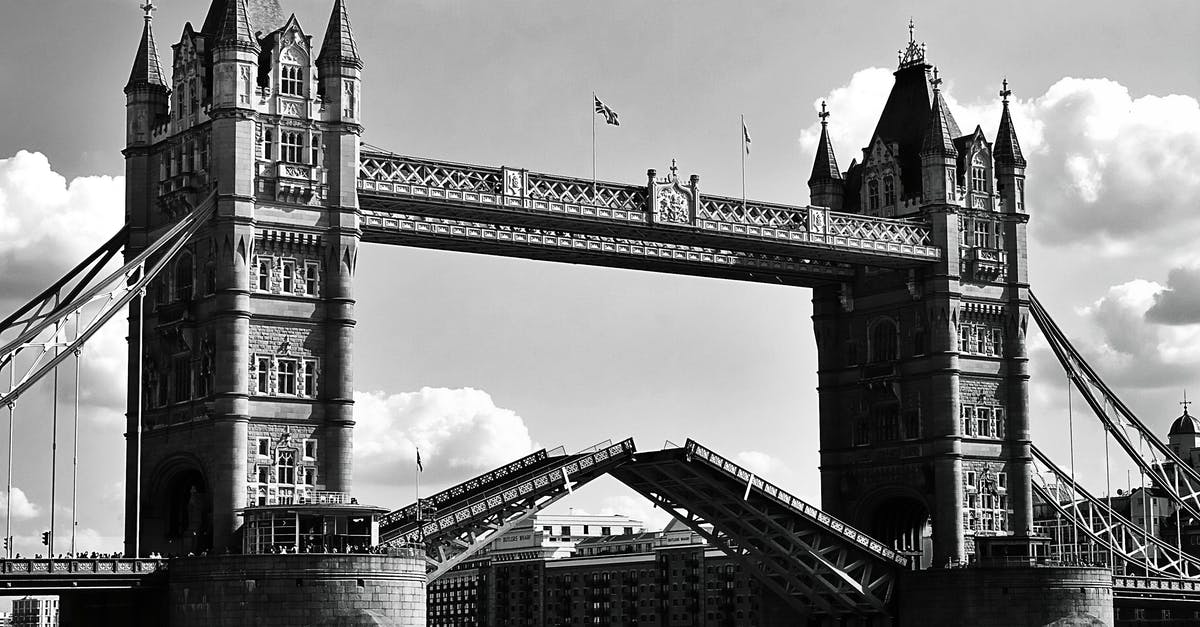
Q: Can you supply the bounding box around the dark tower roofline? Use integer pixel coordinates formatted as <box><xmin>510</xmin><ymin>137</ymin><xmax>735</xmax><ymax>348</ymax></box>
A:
<box><xmin>203</xmin><ymin>0</ymin><xmax>286</xmax><ymax>39</ymax></box>
<box><xmin>808</xmin><ymin>101</ymin><xmax>842</xmax><ymax>185</ymax></box>
<box><xmin>213</xmin><ymin>0</ymin><xmax>260</xmax><ymax>52</ymax></box>
<box><xmin>126</xmin><ymin>2</ymin><xmax>168</xmax><ymax>93</ymax></box>
<box><xmin>994</xmin><ymin>79</ymin><xmax>1027</xmax><ymax>168</ymax></box>
<box><xmin>921</xmin><ymin>69</ymin><xmax>958</xmax><ymax>158</ymax></box>
<box><xmin>318</xmin><ymin>0</ymin><xmax>363</xmax><ymax>69</ymax></box>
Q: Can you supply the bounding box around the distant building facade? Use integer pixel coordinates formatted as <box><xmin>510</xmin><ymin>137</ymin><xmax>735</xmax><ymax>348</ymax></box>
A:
<box><xmin>11</xmin><ymin>597</ymin><xmax>57</xmax><ymax>627</ymax></box>
<box><xmin>428</xmin><ymin>514</ymin><xmax>798</xmax><ymax>626</ymax></box>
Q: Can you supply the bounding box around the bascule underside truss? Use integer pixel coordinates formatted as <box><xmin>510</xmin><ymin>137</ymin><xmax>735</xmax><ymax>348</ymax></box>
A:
<box><xmin>386</xmin><ymin>437</ymin><xmax>905</xmax><ymax>619</ymax></box>
<box><xmin>611</xmin><ymin>442</ymin><xmax>904</xmax><ymax>618</ymax></box>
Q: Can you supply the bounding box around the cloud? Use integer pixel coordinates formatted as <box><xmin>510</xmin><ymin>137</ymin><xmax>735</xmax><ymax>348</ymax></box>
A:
<box><xmin>594</xmin><ymin>494</ymin><xmax>674</xmax><ymax>532</ymax></box>
<box><xmin>353</xmin><ymin>387</ymin><xmax>538</xmax><ymax>485</ymax></box>
<box><xmin>734</xmin><ymin>450</ymin><xmax>790</xmax><ymax>478</ymax></box>
<box><xmin>798</xmin><ymin>67</ymin><xmax>896</xmax><ymax>169</ymax></box>
<box><xmin>1146</xmin><ymin>266</ymin><xmax>1200</xmax><ymax>325</ymax></box>
<box><xmin>0</xmin><ymin>487</ymin><xmax>41</xmax><ymax>520</ymax></box>
<box><xmin>0</xmin><ymin>151</ymin><xmax>124</xmax><ymax>297</ymax></box>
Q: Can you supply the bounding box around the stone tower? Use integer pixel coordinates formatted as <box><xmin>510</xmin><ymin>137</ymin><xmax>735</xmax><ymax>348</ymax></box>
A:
<box><xmin>810</xmin><ymin>31</ymin><xmax>1033</xmax><ymax>567</ymax></box>
<box><xmin>122</xmin><ymin>0</ymin><xmax>363</xmax><ymax>555</ymax></box>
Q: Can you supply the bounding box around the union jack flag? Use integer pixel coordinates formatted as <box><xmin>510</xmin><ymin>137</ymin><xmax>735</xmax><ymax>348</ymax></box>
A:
<box><xmin>594</xmin><ymin>96</ymin><xmax>619</xmax><ymax>126</ymax></box>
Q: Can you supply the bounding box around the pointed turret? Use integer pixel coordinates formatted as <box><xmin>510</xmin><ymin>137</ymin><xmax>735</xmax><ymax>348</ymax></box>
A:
<box><xmin>993</xmin><ymin>80</ymin><xmax>1026</xmax><ymax>168</ymax></box>
<box><xmin>808</xmin><ymin>101</ymin><xmax>844</xmax><ymax>211</ymax></box>
<box><xmin>994</xmin><ymin>79</ymin><xmax>1027</xmax><ymax>214</ymax></box>
<box><xmin>318</xmin><ymin>0</ymin><xmax>362</xmax><ymax>70</ymax></box>
<box><xmin>214</xmin><ymin>0</ymin><xmax>260</xmax><ymax>52</ymax></box>
<box><xmin>125</xmin><ymin>3</ymin><xmax>169</xmax><ymax>148</ymax></box>
<box><xmin>125</xmin><ymin>3</ymin><xmax>168</xmax><ymax>94</ymax></box>
<box><xmin>920</xmin><ymin>67</ymin><xmax>959</xmax><ymax>204</ymax></box>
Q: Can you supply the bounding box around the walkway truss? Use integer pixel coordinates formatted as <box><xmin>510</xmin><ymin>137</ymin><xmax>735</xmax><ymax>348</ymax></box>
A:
<box><xmin>380</xmin><ymin>438</ymin><xmax>908</xmax><ymax>619</ymax></box>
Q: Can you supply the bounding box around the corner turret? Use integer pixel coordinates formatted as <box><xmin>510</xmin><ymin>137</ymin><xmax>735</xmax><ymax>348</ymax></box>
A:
<box><xmin>920</xmin><ymin>67</ymin><xmax>958</xmax><ymax>204</ymax></box>
<box><xmin>317</xmin><ymin>0</ymin><xmax>363</xmax><ymax>125</ymax></box>
<box><xmin>994</xmin><ymin>80</ymin><xmax>1027</xmax><ymax>214</ymax></box>
<box><xmin>125</xmin><ymin>2</ymin><xmax>170</xmax><ymax>147</ymax></box>
<box><xmin>210</xmin><ymin>0</ymin><xmax>260</xmax><ymax>110</ymax></box>
<box><xmin>808</xmin><ymin>101</ymin><xmax>844</xmax><ymax>211</ymax></box>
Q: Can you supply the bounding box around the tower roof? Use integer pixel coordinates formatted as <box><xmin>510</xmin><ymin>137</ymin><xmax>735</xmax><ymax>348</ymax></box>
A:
<box><xmin>808</xmin><ymin>101</ymin><xmax>842</xmax><ymax>185</ymax></box>
<box><xmin>1170</xmin><ymin>410</ymin><xmax>1200</xmax><ymax>436</ymax></box>
<box><xmin>318</xmin><ymin>0</ymin><xmax>363</xmax><ymax>68</ymax></box>
<box><xmin>920</xmin><ymin>69</ymin><xmax>958</xmax><ymax>158</ymax></box>
<box><xmin>211</xmin><ymin>0</ymin><xmax>261</xmax><ymax>51</ymax></box>
<box><xmin>202</xmin><ymin>0</ymin><xmax>285</xmax><ymax>39</ymax></box>
<box><xmin>126</xmin><ymin>3</ymin><xmax>168</xmax><ymax>93</ymax></box>
<box><xmin>869</xmin><ymin>31</ymin><xmax>961</xmax><ymax>199</ymax></box>
<box><xmin>994</xmin><ymin>80</ymin><xmax>1027</xmax><ymax>168</ymax></box>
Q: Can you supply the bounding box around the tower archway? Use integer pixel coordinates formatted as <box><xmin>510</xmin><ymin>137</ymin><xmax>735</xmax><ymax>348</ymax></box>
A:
<box><xmin>866</xmin><ymin>495</ymin><xmax>932</xmax><ymax>569</ymax></box>
<box><xmin>145</xmin><ymin>459</ymin><xmax>213</xmax><ymax>556</ymax></box>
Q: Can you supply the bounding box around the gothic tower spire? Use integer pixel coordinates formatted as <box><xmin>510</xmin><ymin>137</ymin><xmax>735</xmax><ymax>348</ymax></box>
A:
<box><xmin>920</xmin><ymin>67</ymin><xmax>959</xmax><ymax>204</ymax></box>
<box><xmin>125</xmin><ymin>2</ymin><xmax>167</xmax><ymax>93</ymax></box>
<box><xmin>808</xmin><ymin>101</ymin><xmax>844</xmax><ymax>211</ymax></box>
<box><xmin>214</xmin><ymin>0</ymin><xmax>261</xmax><ymax>52</ymax></box>
<box><xmin>318</xmin><ymin>0</ymin><xmax>363</xmax><ymax>70</ymax></box>
<box><xmin>993</xmin><ymin>79</ymin><xmax>1026</xmax><ymax>168</ymax></box>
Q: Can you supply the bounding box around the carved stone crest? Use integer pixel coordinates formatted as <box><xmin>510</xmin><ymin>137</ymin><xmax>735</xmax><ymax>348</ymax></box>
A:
<box><xmin>657</xmin><ymin>187</ymin><xmax>689</xmax><ymax>224</ymax></box>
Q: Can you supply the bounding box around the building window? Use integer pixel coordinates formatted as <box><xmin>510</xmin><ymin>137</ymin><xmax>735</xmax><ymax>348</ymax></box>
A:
<box><xmin>277</xmin><ymin>359</ymin><xmax>297</xmax><ymax>395</ymax></box>
<box><xmin>203</xmin><ymin>262</ymin><xmax>216</xmax><ymax>295</ymax></box>
<box><xmin>304</xmin><ymin>261</ymin><xmax>319</xmax><ymax>295</ymax></box>
<box><xmin>883</xmin><ymin>175</ymin><xmax>896</xmax><ymax>206</ymax></box>
<box><xmin>869</xmin><ymin>319</ymin><xmax>898</xmax><ymax>362</ymax></box>
<box><xmin>197</xmin><ymin>343</ymin><xmax>214</xmax><ymax>398</ymax></box>
<box><xmin>311</xmin><ymin>134</ymin><xmax>321</xmax><ymax>167</ymax></box>
<box><xmin>277</xmin><ymin>449</ymin><xmax>296</xmax><ymax>484</ymax></box>
<box><xmin>868</xmin><ymin>179</ymin><xmax>880</xmax><ymax>212</ymax></box>
<box><xmin>280</xmin><ymin>65</ymin><xmax>304</xmax><ymax>96</ymax></box>
<box><xmin>965</xmin><ymin>471</ymin><xmax>977</xmax><ymax>489</ymax></box>
<box><xmin>303</xmin><ymin>467</ymin><xmax>316</xmax><ymax>486</ymax></box>
<box><xmin>976</xmin><ymin>407</ymin><xmax>993</xmax><ymax>437</ymax></box>
<box><xmin>281</xmin><ymin>131</ymin><xmax>303</xmax><ymax>163</ymax></box>
<box><xmin>902</xmin><ymin>409</ymin><xmax>920</xmax><ymax>440</ymax></box>
<box><xmin>854</xmin><ymin>416</ymin><xmax>869</xmax><ymax>446</ymax></box>
<box><xmin>174</xmin><ymin>255</ymin><xmax>193</xmax><ymax>301</ymax></box>
<box><xmin>304</xmin><ymin>439</ymin><xmax>316</xmax><ymax>459</ymax></box>
<box><xmin>281</xmin><ymin>259</ymin><xmax>296</xmax><ymax>294</ymax></box>
<box><xmin>303</xmin><ymin>359</ymin><xmax>317</xmax><ymax>397</ymax></box>
<box><xmin>961</xmin><ymin>406</ymin><xmax>975</xmax><ymax>436</ymax></box>
<box><xmin>256</xmin><ymin>257</ymin><xmax>271</xmax><ymax>292</ymax></box>
<box><xmin>877</xmin><ymin>404</ymin><xmax>900</xmax><ymax>442</ymax></box>
<box><xmin>263</xmin><ymin>129</ymin><xmax>274</xmax><ymax>161</ymax></box>
<box><xmin>974</xmin><ymin>220</ymin><xmax>990</xmax><ymax>248</ymax></box>
<box><xmin>171</xmin><ymin>355</ymin><xmax>190</xmax><ymax>402</ymax></box>
<box><xmin>256</xmin><ymin>356</ymin><xmax>271</xmax><ymax>395</ymax></box>
<box><xmin>257</xmin><ymin>437</ymin><xmax>270</xmax><ymax>457</ymax></box>
<box><xmin>1016</xmin><ymin>179</ymin><xmax>1025</xmax><ymax>212</ymax></box>
<box><xmin>257</xmin><ymin>465</ymin><xmax>270</xmax><ymax>483</ymax></box>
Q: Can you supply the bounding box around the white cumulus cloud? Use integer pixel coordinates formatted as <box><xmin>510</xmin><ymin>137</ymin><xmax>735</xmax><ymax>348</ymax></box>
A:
<box><xmin>353</xmin><ymin>387</ymin><xmax>538</xmax><ymax>485</ymax></box>
<box><xmin>0</xmin><ymin>487</ymin><xmax>41</xmax><ymax>521</ymax></box>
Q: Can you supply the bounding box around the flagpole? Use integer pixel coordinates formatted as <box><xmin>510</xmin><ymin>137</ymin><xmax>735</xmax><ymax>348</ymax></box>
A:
<box><xmin>740</xmin><ymin>114</ymin><xmax>746</xmax><ymax>210</ymax></box>
<box><xmin>592</xmin><ymin>91</ymin><xmax>597</xmax><ymax>200</ymax></box>
<box><xmin>415</xmin><ymin>447</ymin><xmax>421</xmax><ymax>525</ymax></box>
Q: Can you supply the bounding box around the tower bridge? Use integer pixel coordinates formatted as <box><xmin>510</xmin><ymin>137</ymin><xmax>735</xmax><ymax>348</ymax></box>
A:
<box><xmin>0</xmin><ymin>0</ymin><xmax>1195</xmax><ymax>624</ymax></box>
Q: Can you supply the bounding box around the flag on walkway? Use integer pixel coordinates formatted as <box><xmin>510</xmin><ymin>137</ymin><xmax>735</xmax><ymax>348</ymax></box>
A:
<box><xmin>594</xmin><ymin>96</ymin><xmax>620</xmax><ymax>126</ymax></box>
<box><xmin>416</xmin><ymin>447</ymin><xmax>423</xmax><ymax>472</ymax></box>
<box><xmin>742</xmin><ymin>119</ymin><xmax>752</xmax><ymax>154</ymax></box>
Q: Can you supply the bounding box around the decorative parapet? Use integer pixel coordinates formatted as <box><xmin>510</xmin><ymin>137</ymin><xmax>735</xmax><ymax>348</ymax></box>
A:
<box><xmin>358</xmin><ymin>152</ymin><xmax>940</xmax><ymax>261</ymax></box>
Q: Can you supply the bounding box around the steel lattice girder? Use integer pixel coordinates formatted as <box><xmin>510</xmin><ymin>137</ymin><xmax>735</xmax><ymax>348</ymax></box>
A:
<box><xmin>610</xmin><ymin>448</ymin><xmax>900</xmax><ymax>618</ymax></box>
<box><xmin>388</xmin><ymin>440</ymin><xmax>637</xmax><ymax>581</ymax></box>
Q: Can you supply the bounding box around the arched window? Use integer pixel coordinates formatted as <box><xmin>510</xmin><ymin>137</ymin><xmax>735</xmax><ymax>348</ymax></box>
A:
<box><xmin>277</xmin><ymin>449</ymin><xmax>296</xmax><ymax>485</ymax></box>
<box><xmin>869</xmin><ymin>319</ymin><xmax>898</xmax><ymax>363</ymax></box>
<box><xmin>280</xmin><ymin>65</ymin><xmax>304</xmax><ymax>96</ymax></box>
<box><xmin>867</xmin><ymin>179</ymin><xmax>880</xmax><ymax>212</ymax></box>
<box><xmin>174</xmin><ymin>254</ymin><xmax>193</xmax><ymax>301</ymax></box>
<box><xmin>971</xmin><ymin>154</ymin><xmax>987</xmax><ymax>192</ymax></box>
<box><xmin>883</xmin><ymin>175</ymin><xmax>896</xmax><ymax>206</ymax></box>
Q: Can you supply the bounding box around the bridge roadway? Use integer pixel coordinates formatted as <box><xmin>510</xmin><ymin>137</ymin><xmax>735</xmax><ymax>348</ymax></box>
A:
<box><xmin>356</xmin><ymin>151</ymin><xmax>942</xmax><ymax>287</ymax></box>
<box><xmin>0</xmin><ymin>558</ymin><xmax>166</xmax><ymax>593</ymax></box>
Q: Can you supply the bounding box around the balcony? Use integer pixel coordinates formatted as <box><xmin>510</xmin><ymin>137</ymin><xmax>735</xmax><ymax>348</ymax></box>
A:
<box><xmin>963</xmin><ymin>247</ymin><xmax>1008</xmax><ymax>282</ymax></box>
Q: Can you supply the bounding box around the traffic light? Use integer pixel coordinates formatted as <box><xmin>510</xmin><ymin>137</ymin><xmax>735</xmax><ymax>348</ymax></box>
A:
<box><xmin>3</xmin><ymin>536</ymin><xmax>8</xmax><ymax>552</ymax></box>
<box><xmin>40</xmin><ymin>531</ymin><xmax>50</xmax><ymax>546</ymax></box>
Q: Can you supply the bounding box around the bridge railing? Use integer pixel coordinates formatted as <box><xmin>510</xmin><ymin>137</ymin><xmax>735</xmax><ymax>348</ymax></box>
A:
<box><xmin>358</xmin><ymin>151</ymin><xmax>939</xmax><ymax>260</ymax></box>
<box><xmin>685</xmin><ymin>439</ymin><xmax>910</xmax><ymax>568</ymax></box>
<box><xmin>379</xmin><ymin>448</ymin><xmax>554</xmax><ymax>529</ymax></box>
<box><xmin>0</xmin><ymin>558</ymin><xmax>167</xmax><ymax>575</ymax></box>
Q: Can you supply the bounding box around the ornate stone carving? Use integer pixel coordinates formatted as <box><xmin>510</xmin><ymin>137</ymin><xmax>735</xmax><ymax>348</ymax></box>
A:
<box><xmin>657</xmin><ymin>187</ymin><xmax>689</xmax><ymax>224</ymax></box>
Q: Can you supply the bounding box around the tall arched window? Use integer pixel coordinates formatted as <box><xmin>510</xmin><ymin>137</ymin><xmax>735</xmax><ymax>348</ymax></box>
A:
<box><xmin>868</xmin><ymin>179</ymin><xmax>880</xmax><ymax>212</ymax></box>
<box><xmin>174</xmin><ymin>254</ymin><xmax>193</xmax><ymax>301</ymax></box>
<box><xmin>280</xmin><ymin>65</ymin><xmax>304</xmax><ymax>96</ymax></box>
<box><xmin>869</xmin><ymin>319</ymin><xmax>898</xmax><ymax>363</ymax></box>
<box><xmin>883</xmin><ymin>175</ymin><xmax>896</xmax><ymax>206</ymax></box>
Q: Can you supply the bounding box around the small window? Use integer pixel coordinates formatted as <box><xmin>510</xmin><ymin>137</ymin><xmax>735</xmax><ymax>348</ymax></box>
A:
<box><xmin>304</xmin><ymin>261</ymin><xmax>319</xmax><ymax>296</ymax></box>
<box><xmin>304</xmin><ymin>439</ymin><xmax>316</xmax><ymax>459</ymax></box>
<box><xmin>257</xmin><ymin>437</ymin><xmax>270</xmax><ymax>456</ymax></box>
<box><xmin>281</xmin><ymin>131</ymin><xmax>303</xmax><ymax>163</ymax></box>
<box><xmin>302</xmin><ymin>359</ymin><xmax>317</xmax><ymax>397</ymax></box>
<box><xmin>263</xmin><ymin>129</ymin><xmax>274</xmax><ymax>161</ymax></box>
<box><xmin>257</xmin><ymin>257</ymin><xmax>271</xmax><ymax>292</ymax></box>
<box><xmin>171</xmin><ymin>355</ymin><xmax>190</xmax><ymax>402</ymax></box>
<box><xmin>277</xmin><ymin>449</ymin><xmax>296</xmax><ymax>484</ymax></box>
<box><xmin>867</xmin><ymin>179</ymin><xmax>880</xmax><ymax>212</ymax></box>
<box><xmin>174</xmin><ymin>256</ymin><xmax>193</xmax><ymax>301</ymax></box>
<box><xmin>998</xmin><ymin>472</ymin><xmax>1007</xmax><ymax>489</ymax></box>
<box><xmin>280</xmin><ymin>65</ymin><xmax>304</xmax><ymax>96</ymax></box>
<box><xmin>203</xmin><ymin>262</ymin><xmax>216</xmax><ymax>295</ymax></box>
<box><xmin>976</xmin><ymin>407</ymin><xmax>993</xmax><ymax>438</ymax></box>
<box><xmin>961</xmin><ymin>406</ymin><xmax>976</xmax><ymax>436</ymax></box>
<box><xmin>972</xmin><ymin>166</ymin><xmax>987</xmax><ymax>192</ymax></box>
<box><xmin>277</xmin><ymin>359</ymin><xmax>297</xmax><ymax>395</ymax></box>
<box><xmin>965</xmin><ymin>471</ymin><xmax>977</xmax><ymax>488</ymax></box>
<box><xmin>256</xmin><ymin>465</ymin><xmax>270</xmax><ymax>483</ymax></box>
<box><xmin>281</xmin><ymin>259</ymin><xmax>296</xmax><ymax>294</ymax></box>
<box><xmin>869</xmin><ymin>320</ymin><xmax>898</xmax><ymax>362</ymax></box>
<box><xmin>561</xmin><ymin>526</ymin><xmax>571</xmax><ymax>536</ymax></box>
<box><xmin>990</xmin><ymin>328</ymin><xmax>1004</xmax><ymax>356</ymax></box>
<box><xmin>256</xmin><ymin>357</ymin><xmax>271</xmax><ymax>395</ymax></box>
<box><xmin>883</xmin><ymin>175</ymin><xmax>896</xmax><ymax>206</ymax></box>
<box><xmin>303</xmin><ymin>467</ymin><xmax>316</xmax><ymax>486</ymax></box>
<box><xmin>601</xmin><ymin>527</ymin><xmax>611</xmax><ymax>536</ymax></box>
<box><xmin>974</xmin><ymin>221</ymin><xmax>990</xmax><ymax>248</ymax></box>
<box><xmin>310</xmin><ymin>134</ymin><xmax>321</xmax><ymax>167</ymax></box>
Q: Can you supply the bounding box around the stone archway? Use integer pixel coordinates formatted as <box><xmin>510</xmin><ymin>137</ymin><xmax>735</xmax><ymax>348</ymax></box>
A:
<box><xmin>867</xmin><ymin>495</ymin><xmax>932</xmax><ymax>570</ymax></box>
<box><xmin>147</xmin><ymin>461</ymin><xmax>213</xmax><ymax>556</ymax></box>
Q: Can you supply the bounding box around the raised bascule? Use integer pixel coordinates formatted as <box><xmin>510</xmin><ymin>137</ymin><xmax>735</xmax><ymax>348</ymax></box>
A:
<box><xmin>0</xmin><ymin>0</ymin><xmax>1197</xmax><ymax>625</ymax></box>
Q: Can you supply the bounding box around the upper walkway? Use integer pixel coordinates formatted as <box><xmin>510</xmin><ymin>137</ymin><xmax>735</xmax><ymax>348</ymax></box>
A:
<box><xmin>357</xmin><ymin>151</ymin><xmax>942</xmax><ymax>287</ymax></box>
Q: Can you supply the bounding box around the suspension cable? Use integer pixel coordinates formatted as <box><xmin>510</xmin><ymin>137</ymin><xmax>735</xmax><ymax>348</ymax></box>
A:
<box><xmin>1067</xmin><ymin>371</ymin><xmax>1079</xmax><ymax>560</ymax></box>
<box><xmin>71</xmin><ymin>310</ymin><xmax>80</xmax><ymax>556</ymax></box>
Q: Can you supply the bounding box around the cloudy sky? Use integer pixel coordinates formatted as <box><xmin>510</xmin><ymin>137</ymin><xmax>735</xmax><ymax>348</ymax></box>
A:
<box><xmin>1</xmin><ymin>0</ymin><xmax>1199</xmax><ymax>556</ymax></box>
